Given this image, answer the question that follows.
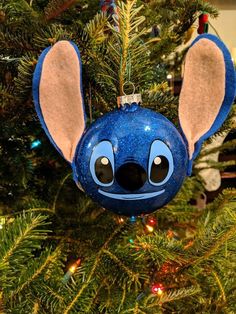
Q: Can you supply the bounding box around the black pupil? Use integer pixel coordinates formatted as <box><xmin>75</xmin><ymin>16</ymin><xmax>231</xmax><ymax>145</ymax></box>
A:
<box><xmin>150</xmin><ymin>156</ymin><xmax>169</xmax><ymax>183</ymax></box>
<box><xmin>95</xmin><ymin>157</ymin><xmax>113</xmax><ymax>184</ymax></box>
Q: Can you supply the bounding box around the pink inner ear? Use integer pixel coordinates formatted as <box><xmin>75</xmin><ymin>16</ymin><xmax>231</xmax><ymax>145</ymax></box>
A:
<box><xmin>39</xmin><ymin>41</ymin><xmax>85</xmax><ymax>162</ymax></box>
<box><xmin>179</xmin><ymin>39</ymin><xmax>225</xmax><ymax>159</ymax></box>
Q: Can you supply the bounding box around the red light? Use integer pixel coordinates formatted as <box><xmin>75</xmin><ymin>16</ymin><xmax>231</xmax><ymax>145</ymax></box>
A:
<box><xmin>148</xmin><ymin>217</ymin><xmax>157</xmax><ymax>226</ymax></box>
<box><xmin>151</xmin><ymin>283</ymin><xmax>164</xmax><ymax>295</ymax></box>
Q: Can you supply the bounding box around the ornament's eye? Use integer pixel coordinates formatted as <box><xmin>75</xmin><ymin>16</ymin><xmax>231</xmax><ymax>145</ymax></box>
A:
<box><xmin>148</xmin><ymin>140</ymin><xmax>174</xmax><ymax>186</ymax></box>
<box><xmin>150</xmin><ymin>156</ymin><xmax>169</xmax><ymax>183</ymax></box>
<box><xmin>90</xmin><ymin>141</ymin><xmax>114</xmax><ymax>186</ymax></box>
<box><xmin>95</xmin><ymin>157</ymin><xmax>113</xmax><ymax>184</ymax></box>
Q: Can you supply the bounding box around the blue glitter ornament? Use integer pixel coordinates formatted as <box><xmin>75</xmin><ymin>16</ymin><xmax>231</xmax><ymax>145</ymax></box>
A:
<box><xmin>32</xmin><ymin>35</ymin><xmax>236</xmax><ymax>217</ymax></box>
<box><xmin>74</xmin><ymin>104</ymin><xmax>187</xmax><ymax>216</ymax></box>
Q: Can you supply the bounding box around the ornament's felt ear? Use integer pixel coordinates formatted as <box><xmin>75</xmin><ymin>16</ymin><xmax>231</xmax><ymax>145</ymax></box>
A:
<box><xmin>179</xmin><ymin>34</ymin><xmax>235</xmax><ymax>174</ymax></box>
<box><xmin>33</xmin><ymin>41</ymin><xmax>86</xmax><ymax>163</ymax></box>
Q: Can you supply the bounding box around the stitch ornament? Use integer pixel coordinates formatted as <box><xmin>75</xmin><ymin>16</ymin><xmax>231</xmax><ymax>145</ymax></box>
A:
<box><xmin>32</xmin><ymin>35</ymin><xmax>236</xmax><ymax>217</ymax></box>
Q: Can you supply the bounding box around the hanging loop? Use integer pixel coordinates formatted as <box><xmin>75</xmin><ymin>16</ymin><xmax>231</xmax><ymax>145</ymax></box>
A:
<box><xmin>117</xmin><ymin>81</ymin><xmax>142</xmax><ymax>108</ymax></box>
<box><xmin>122</xmin><ymin>81</ymin><xmax>135</xmax><ymax>95</ymax></box>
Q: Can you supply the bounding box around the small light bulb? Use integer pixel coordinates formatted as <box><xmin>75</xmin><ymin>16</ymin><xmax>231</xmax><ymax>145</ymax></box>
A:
<box><xmin>151</xmin><ymin>283</ymin><xmax>164</xmax><ymax>295</ymax></box>
<box><xmin>147</xmin><ymin>217</ymin><xmax>157</xmax><ymax>227</ymax></box>
<box><xmin>118</xmin><ymin>217</ymin><xmax>124</xmax><ymax>224</ymax></box>
<box><xmin>157</xmin><ymin>288</ymin><xmax>163</xmax><ymax>296</ymax></box>
<box><xmin>146</xmin><ymin>225</ymin><xmax>154</xmax><ymax>232</ymax></box>
<box><xmin>167</xmin><ymin>74</ymin><xmax>172</xmax><ymax>80</ymax></box>
<box><xmin>130</xmin><ymin>216</ymin><xmax>136</xmax><ymax>223</ymax></box>
<box><xmin>69</xmin><ymin>265</ymin><xmax>76</xmax><ymax>273</ymax></box>
<box><xmin>167</xmin><ymin>230</ymin><xmax>174</xmax><ymax>238</ymax></box>
<box><xmin>31</xmin><ymin>139</ymin><xmax>42</xmax><ymax>149</ymax></box>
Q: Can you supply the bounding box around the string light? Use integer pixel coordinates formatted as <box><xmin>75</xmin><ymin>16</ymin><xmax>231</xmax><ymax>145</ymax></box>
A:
<box><xmin>167</xmin><ymin>229</ymin><xmax>179</xmax><ymax>240</ymax></box>
<box><xmin>142</xmin><ymin>216</ymin><xmax>157</xmax><ymax>233</ymax></box>
<box><xmin>31</xmin><ymin>139</ymin><xmax>42</xmax><ymax>149</ymax></box>
<box><xmin>147</xmin><ymin>217</ymin><xmax>157</xmax><ymax>226</ymax></box>
<box><xmin>117</xmin><ymin>217</ymin><xmax>124</xmax><ymax>224</ymax></box>
<box><xmin>130</xmin><ymin>216</ymin><xmax>136</xmax><ymax>223</ymax></box>
<box><xmin>69</xmin><ymin>265</ymin><xmax>77</xmax><ymax>273</ymax></box>
<box><xmin>184</xmin><ymin>240</ymin><xmax>194</xmax><ymax>250</ymax></box>
<box><xmin>62</xmin><ymin>258</ymin><xmax>81</xmax><ymax>284</ymax></box>
<box><xmin>151</xmin><ymin>283</ymin><xmax>164</xmax><ymax>296</ymax></box>
<box><xmin>146</xmin><ymin>224</ymin><xmax>154</xmax><ymax>233</ymax></box>
<box><xmin>167</xmin><ymin>229</ymin><xmax>174</xmax><ymax>238</ymax></box>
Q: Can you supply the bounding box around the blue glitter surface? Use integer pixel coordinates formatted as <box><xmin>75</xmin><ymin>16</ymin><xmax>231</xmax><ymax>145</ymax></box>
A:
<box><xmin>73</xmin><ymin>104</ymin><xmax>188</xmax><ymax>216</ymax></box>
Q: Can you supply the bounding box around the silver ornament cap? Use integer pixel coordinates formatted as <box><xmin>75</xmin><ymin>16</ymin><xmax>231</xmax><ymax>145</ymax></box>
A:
<box><xmin>117</xmin><ymin>93</ymin><xmax>142</xmax><ymax>107</ymax></box>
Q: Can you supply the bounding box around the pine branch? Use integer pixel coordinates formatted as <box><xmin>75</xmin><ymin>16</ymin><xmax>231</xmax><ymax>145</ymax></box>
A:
<box><xmin>0</xmin><ymin>212</ymin><xmax>50</xmax><ymax>289</ymax></box>
<box><xmin>0</xmin><ymin>84</ymin><xmax>15</xmax><ymax>108</ymax></box>
<box><xmin>11</xmin><ymin>246</ymin><xmax>62</xmax><ymax>298</ymax></box>
<box><xmin>195</xmin><ymin>160</ymin><xmax>236</xmax><ymax>172</ymax></box>
<box><xmin>103</xmin><ymin>249</ymin><xmax>141</xmax><ymax>286</ymax></box>
<box><xmin>44</xmin><ymin>0</ymin><xmax>76</xmax><ymax>21</ymax></box>
<box><xmin>62</xmin><ymin>223</ymin><xmax>125</xmax><ymax>314</ymax></box>
<box><xmin>0</xmin><ymin>213</ymin><xmax>49</xmax><ymax>268</ymax></box>
<box><xmin>52</xmin><ymin>173</ymin><xmax>72</xmax><ymax>212</ymax></box>
<box><xmin>14</xmin><ymin>54</ymin><xmax>36</xmax><ymax>100</ymax></box>
<box><xmin>146</xmin><ymin>285</ymin><xmax>200</xmax><ymax>307</ymax></box>
<box><xmin>193</xmin><ymin>224</ymin><xmax>236</xmax><ymax>266</ymax></box>
<box><xmin>83</xmin><ymin>12</ymin><xmax>108</xmax><ymax>46</ymax></box>
<box><xmin>187</xmin><ymin>191</ymin><xmax>236</xmax><ymax>267</ymax></box>
<box><xmin>113</xmin><ymin>0</ymin><xmax>146</xmax><ymax>95</ymax></box>
<box><xmin>83</xmin><ymin>278</ymin><xmax>107</xmax><ymax>313</ymax></box>
<box><xmin>197</xmin><ymin>139</ymin><xmax>236</xmax><ymax>158</ymax></box>
<box><xmin>135</xmin><ymin>232</ymin><xmax>186</xmax><ymax>267</ymax></box>
<box><xmin>39</xmin><ymin>283</ymin><xmax>65</xmax><ymax>312</ymax></box>
<box><xmin>211</xmin><ymin>269</ymin><xmax>226</xmax><ymax>303</ymax></box>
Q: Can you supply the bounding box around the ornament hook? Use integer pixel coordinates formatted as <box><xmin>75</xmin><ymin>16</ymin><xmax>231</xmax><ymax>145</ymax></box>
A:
<box><xmin>117</xmin><ymin>81</ymin><xmax>142</xmax><ymax>108</ymax></box>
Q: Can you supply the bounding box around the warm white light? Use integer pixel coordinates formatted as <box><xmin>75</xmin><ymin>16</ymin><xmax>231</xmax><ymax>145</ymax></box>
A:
<box><xmin>118</xmin><ymin>217</ymin><xmax>124</xmax><ymax>224</ymax></box>
<box><xmin>157</xmin><ymin>288</ymin><xmax>163</xmax><ymax>296</ymax></box>
<box><xmin>167</xmin><ymin>74</ymin><xmax>172</xmax><ymax>80</ymax></box>
<box><xmin>69</xmin><ymin>265</ymin><xmax>77</xmax><ymax>273</ymax></box>
<box><xmin>146</xmin><ymin>225</ymin><xmax>154</xmax><ymax>232</ymax></box>
<box><xmin>0</xmin><ymin>224</ymin><xmax>3</xmax><ymax>230</ymax></box>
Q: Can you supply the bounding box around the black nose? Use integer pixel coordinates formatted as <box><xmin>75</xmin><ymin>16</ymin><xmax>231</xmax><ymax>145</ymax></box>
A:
<box><xmin>115</xmin><ymin>163</ymin><xmax>147</xmax><ymax>191</ymax></box>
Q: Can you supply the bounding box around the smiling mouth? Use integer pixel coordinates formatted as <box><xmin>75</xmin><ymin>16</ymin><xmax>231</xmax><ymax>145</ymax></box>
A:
<box><xmin>98</xmin><ymin>189</ymin><xmax>165</xmax><ymax>200</ymax></box>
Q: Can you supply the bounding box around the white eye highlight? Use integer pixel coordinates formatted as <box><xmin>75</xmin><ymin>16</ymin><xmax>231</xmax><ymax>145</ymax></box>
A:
<box><xmin>101</xmin><ymin>157</ymin><xmax>109</xmax><ymax>165</ymax></box>
<box><xmin>154</xmin><ymin>156</ymin><xmax>162</xmax><ymax>165</ymax></box>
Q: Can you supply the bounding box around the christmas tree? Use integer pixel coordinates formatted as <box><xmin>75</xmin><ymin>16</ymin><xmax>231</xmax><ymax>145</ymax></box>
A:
<box><xmin>1</xmin><ymin>0</ymin><xmax>236</xmax><ymax>313</ymax></box>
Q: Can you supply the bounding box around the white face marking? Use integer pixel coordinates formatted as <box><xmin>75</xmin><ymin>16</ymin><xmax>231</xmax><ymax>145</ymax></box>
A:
<box><xmin>98</xmin><ymin>189</ymin><xmax>165</xmax><ymax>200</ymax></box>
<box><xmin>154</xmin><ymin>156</ymin><xmax>162</xmax><ymax>165</ymax></box>
<box><xmin>101</xmin><ymin>157</ymin><xmax>109</xmax><ymax>165</ymax></box>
